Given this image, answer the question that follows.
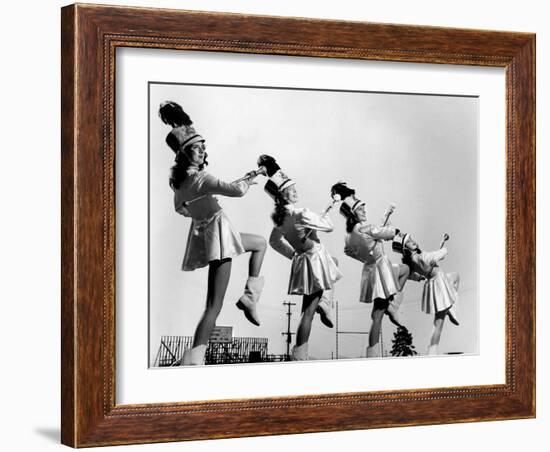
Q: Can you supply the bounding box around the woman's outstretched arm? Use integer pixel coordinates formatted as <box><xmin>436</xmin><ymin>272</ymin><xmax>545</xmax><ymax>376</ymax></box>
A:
<box><xmin>298</xmin><ymin>208</ymin><xmax>334</xmax><ymax>232</ymax></box>
<box><xmin>199</xmin><ymin>172</ymin><xmax>251</xmax><ymax>197</ymax></box>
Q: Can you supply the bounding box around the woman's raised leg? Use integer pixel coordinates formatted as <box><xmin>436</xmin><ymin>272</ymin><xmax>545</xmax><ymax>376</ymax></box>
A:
<box><xmin>240</xmin><ymin>232</ymin><xmax>267</xmax><ymax>277</ymax></box>
<box><xmin>236</xmin><ymin>233</ymin><xmax>267</xmax><ymax>326</ymax></box>
<box><xmin>397</xmin><ymin>263</ymin><xmax>410</xmax><ymax>291</ymax></box>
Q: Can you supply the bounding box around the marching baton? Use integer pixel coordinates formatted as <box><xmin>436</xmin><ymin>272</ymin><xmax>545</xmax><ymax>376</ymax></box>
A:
<box><xmin>382</xmin><ymin>202</ymin><xmax>397</xmax><ymax>226</ymax></box>
<box><xmin>182</xmin><ymin>166</ymin><xmax>267</xmax><ymax>208</ymax></box>
<box><xmin>439</xmin><ymin>233</ymin><xmax>450</xmax><ymax>249</ymax></box>
<box><xmin>302</xmin><ymin>195</ymin><xmax>341</xmax><ymax>242</ymax></box>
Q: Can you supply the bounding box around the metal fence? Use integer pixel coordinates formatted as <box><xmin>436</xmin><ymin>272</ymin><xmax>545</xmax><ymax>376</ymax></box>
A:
<box><xmin>153</xmin><ymin>336</ymin><xmax>287</xmax><ymax>366</ymax></box>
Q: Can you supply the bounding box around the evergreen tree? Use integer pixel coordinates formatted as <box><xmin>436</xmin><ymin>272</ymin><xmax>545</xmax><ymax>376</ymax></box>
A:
<box><xmin>390</xmin><ymin>326</ymin><xmax>418</xmax><ymax>357</ymax></box>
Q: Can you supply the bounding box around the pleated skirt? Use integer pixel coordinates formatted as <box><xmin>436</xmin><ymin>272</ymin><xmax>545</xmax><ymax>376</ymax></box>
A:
<box><xmin>421</xmin><ymin>271</ymin><xmax>460</xmax><ymax>315</ymax></box>
<box><xmin>288</xmin><ymin>243</ymin><xmax>343</xmax><ymax>295</ymax></box>
<box><xmin>359</xmin><ymin>255</ymin><xmax>400</xmax><ymax>303</ymax></box>
<box><xmin>181</xmin><ymin>210</ymin><xmax>245</xmax><ymax>271</ymax></box>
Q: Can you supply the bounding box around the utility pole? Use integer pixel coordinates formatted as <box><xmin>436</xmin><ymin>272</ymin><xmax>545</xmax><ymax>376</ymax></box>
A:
<box><xmin>282</xmin><ymin>300</ymin><xmax>296</xmax><ymax>359</ymax></box>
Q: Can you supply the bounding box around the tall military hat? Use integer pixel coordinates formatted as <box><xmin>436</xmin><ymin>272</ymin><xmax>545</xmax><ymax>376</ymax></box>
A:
<box><xmin>169</xmin><ymin>125</ymin><xmax>204</xmax><ymax>151</ymax></box>
<box><xmin>257</xmin><ymin>154</ymin><xmax>296</xmax><ymax>200</ymax></box>
<box><xmin>331</xmin><ymin>182</ymin><xmax>365</xmax><ymax>218</ymax></box>
<box><xmin>392</xmin><ymin>231</ymin><xmax>411</xmax><ymax>254</ymax></box>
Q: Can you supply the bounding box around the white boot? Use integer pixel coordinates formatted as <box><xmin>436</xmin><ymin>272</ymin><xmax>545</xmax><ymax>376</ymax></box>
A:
<box><xmin>182</xmin><ymin>344</ymin><xmax>207</xmax><ymax>366</ymax></box>
<box><xmin>316</xmin><ymin>290</ymin><xmax>334</xmax><ymax>328</ymax></box>
<box><xmin>447</xmin><ymin>306</ymin><xmax>460</xmax><ymax>326</ymax></box>
<box><xmin>291</xmin><ymin>343</ymin><xmax>309</xmax><ymax>361</ymax></box>
<box><xmin>427</xmin><ymin>344</ymin><xmax>439</xmax><ymax>356</ymax></box>
<box><xmin>366</xmin><ymin>344</ymin><xmax>381</xmax><ymax>358</ymax></box>
<box><xmin>236</xmin><ymin>276</ymin><xmax>264</xmax><ymax>326</ymax></box>
<box><xmin>386</xmin><ymin>292</ymin><xmax>404</xmax><ymax>327</ymax></box>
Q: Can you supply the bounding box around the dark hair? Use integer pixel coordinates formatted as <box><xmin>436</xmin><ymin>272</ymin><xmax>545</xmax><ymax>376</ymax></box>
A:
<box><xmin>169</xmin><ymin>148</ymin><xmax>209</xmax><ymax>190</ymax></box>
<box><xmin>401</xmin><ymin>248</ymin><xmax>414</xmax><ymax>267</ymax></box>
<box><xmin>158</xmin><ymin>101</ymin><xmax>193</xmax><ymax>128</ymax></box>
<box><xmin>345</xmin><ymin>215</ymin><xmax>359</xmax><ymax>234</ymax></box>
<box><xmin>165</xmin><ymin>132</ymin><xmax>181</xmax><ymax>153</ymax></box>
<box><xmin>271</xmin><ymin>197</ymin><xmax>289</xmax><ymax>226</ymax></box>
<box><xmin>339</xmin><ymin>203</ymin><xmax>359</xmax><ymax>233</ymax></box>
<box><xmin>331</xmin><ymin>182</ymin><xmax>356</xmax><ymax>200</ymax></box>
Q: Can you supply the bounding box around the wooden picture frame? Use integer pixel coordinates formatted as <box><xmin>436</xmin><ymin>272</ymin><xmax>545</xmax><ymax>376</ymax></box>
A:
<box><xmin>61</xmin><ymin>3</ymin><xmax>535</xmax><ymax>447</ymax></box>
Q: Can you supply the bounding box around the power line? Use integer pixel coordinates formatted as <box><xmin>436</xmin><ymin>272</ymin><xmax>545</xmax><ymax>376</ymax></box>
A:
<box><xmin>332</xmin><ymin>287</ymin><xmax>477</xmax><ymax>312</ymax></box>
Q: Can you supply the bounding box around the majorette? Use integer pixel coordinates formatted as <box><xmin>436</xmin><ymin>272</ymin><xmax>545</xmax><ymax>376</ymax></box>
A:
<box><xmin>331</xmin><ymin>182</ymin><xmax>410</xmax><ymax>358</ymax></box>
<box><xmin>159</xmin><ymin>101</ymin><xmax>267</xmax><ymax>365</ymax></box>
<box><xmin>259</xmin><ymin>155</ymin><xmax>342</xmax><ymax>361</ymax></box>
<box><xmin>392</xmin><ymin>231</ymin><xmax>460</xmax><ymax>356</ymax></box>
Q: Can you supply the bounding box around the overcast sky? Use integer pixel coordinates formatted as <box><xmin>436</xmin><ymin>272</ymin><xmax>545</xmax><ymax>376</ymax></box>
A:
<box><xmin>148</xmin><ymin>82</ymin><xmax>478</xmax><ymax>365</ymax></box>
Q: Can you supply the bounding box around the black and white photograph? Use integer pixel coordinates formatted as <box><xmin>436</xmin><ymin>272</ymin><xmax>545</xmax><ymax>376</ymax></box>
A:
<box><xmin>3</xmin><ymin>0</ymin><xmax>545</xmax><ymax>450</ymax></box>
<box><xmin>148</xmin><ymin>82</ymin><xmax>479</xmax><ymax>367</ymax></box>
